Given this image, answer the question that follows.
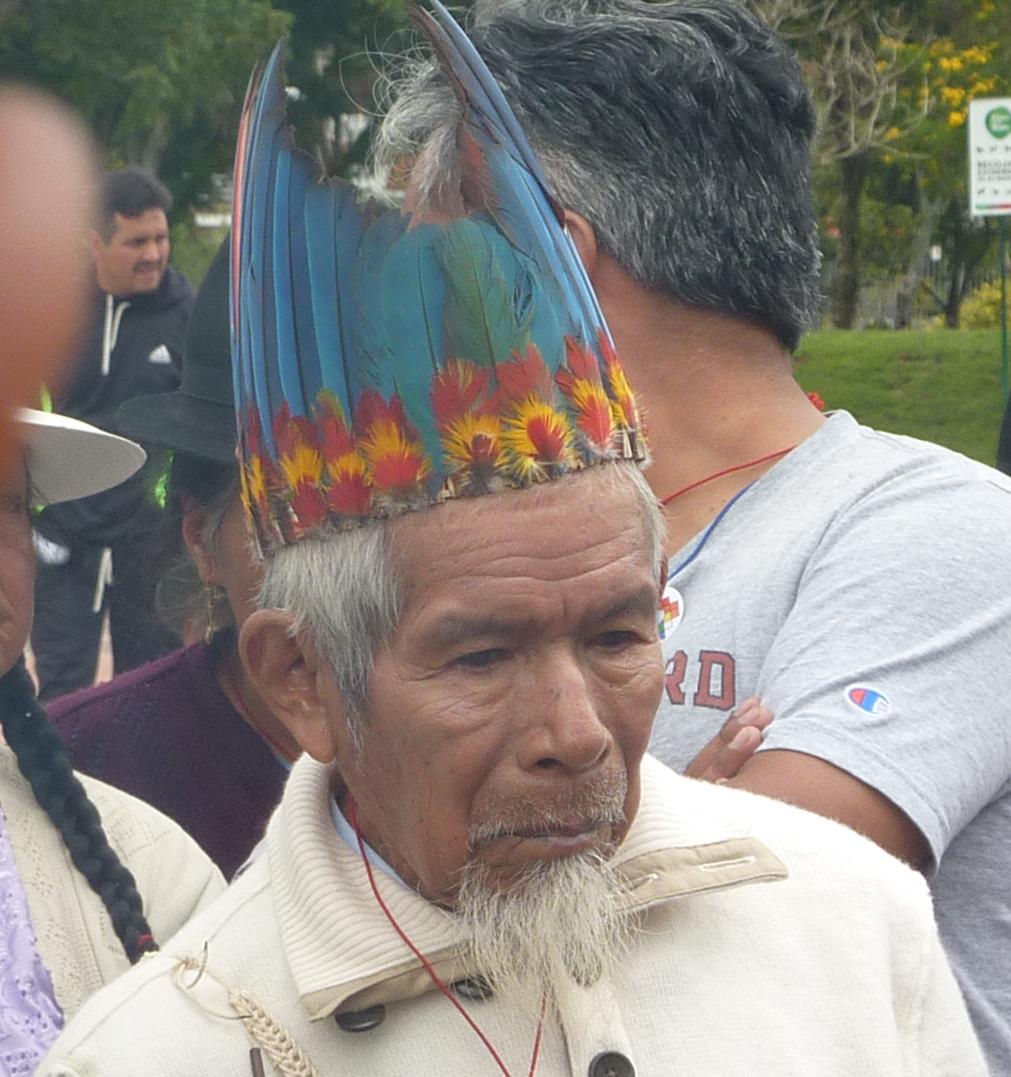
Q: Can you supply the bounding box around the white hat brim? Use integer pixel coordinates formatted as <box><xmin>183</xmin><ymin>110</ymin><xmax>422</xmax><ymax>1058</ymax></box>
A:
<box><xmin>13</xmin><ymin>408</ymin><xmax>146</xmax><ymax>504</ymax></box>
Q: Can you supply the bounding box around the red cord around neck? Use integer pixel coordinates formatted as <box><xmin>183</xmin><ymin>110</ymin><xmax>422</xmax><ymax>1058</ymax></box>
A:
<box><xmin>659</xmin><ymin>445</ymin><xmax>796</xmax><ymax>506</ymax></box>
<box><xmin>345</xmin><ymin>797</ymin><xmax>545</xmax><ymax>1077</ymax></box>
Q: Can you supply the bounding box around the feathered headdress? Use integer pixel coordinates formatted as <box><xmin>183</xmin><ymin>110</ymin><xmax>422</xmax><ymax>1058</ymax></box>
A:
<box><xmin>230</xmin><ymin>0</ymin><xmax>646</xmax><ymax>554</ymax></box>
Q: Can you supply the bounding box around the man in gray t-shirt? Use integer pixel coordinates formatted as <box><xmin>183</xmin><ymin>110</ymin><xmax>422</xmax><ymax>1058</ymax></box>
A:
<box><xmin>377</xmin><ymin>0</ymin><xmax>1002</xmax><ymax>1066</ymax></box>
<box><xmin>650</xmin><ymin>409</ymin><xmax>1011</xmax><ymax>1064</ymax></box>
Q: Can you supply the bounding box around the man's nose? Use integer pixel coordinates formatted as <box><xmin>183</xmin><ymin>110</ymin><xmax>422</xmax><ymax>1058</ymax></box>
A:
<box><xmin>519</xmin><ymin>650</ymin><xmax>611</xmax><ymax>775</ymax></box>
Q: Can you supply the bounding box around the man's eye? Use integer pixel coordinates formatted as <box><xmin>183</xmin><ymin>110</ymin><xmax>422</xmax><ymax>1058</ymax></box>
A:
<box><xmin>592</xmin><ymin>630</ymin><xmax>640</xmax><ymax>650</ymax></box>
<box><xmin>454</xmin><ymin>648</ymin><xmax>509</xmax><ymax>670</ymax></box>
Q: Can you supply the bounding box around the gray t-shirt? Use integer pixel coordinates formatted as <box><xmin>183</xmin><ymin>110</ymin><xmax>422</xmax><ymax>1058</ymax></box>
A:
<box><xmin>649</xmin><ymin>411</ymin><xmax>1011</xmax><ymax>1072</ymax></box>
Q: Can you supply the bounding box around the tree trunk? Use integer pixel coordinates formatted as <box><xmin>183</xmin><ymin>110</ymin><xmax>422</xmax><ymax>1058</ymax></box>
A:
<box><xmin>830</xmin><ymin>152</ymin><xmax>869</xmax><ymax>329</ymax></box>
<box><xmin>944</xmin><ymin>207</ymin><xmax>994</xmax><ymax>328</ymax></box>
<box><xmin>895</xmin><ymin>186</ymin><xmax>944</xmax><ymax>330</ymax></box>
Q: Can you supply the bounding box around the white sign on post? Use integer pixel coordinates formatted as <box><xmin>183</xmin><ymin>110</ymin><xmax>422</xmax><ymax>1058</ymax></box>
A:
<box><xmin>969</xmin><ymin>97</ymin><xmax>1011</xmax><ymax>218</ymax></box>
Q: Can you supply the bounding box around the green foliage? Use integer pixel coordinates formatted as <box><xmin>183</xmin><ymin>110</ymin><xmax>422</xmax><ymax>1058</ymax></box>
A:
<box><xmin>960</xmin><ymin>279</ymin><xmax>1007</xmax><ymax>328</ymax></box>
<box><xmin>0</xmin><ymin>0</ymin><xmax>290</xmax><ymax>209</ymax></box>
<box><xmin>170</xmin><ymin>220</ymin><xmax>229</xmax><ymax>289</ymax></box>
<box><xmin>273</xmin><ymin>0</ymin><xmax>407</xmax><ymax>173</ymax></box>
<box><xmin>859</xmin><ymin>196</ymin><xmax>917</xmax><ymax>278</ymax></box>
<box><xmin>794</xmin><ymin>328</ymin><xmax>1006</xmax><ymax>461</ymax></box>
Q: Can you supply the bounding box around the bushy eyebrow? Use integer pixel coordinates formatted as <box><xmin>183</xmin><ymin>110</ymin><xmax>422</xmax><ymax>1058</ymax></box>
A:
<box><xmin>425</xmin><ymin>584</ymin><xmax>657</xmax><ymax>649</ymax></box>
<box><xmin>590</xmin><ymin>585</ymin><xmax>658</xmax><ymax>626</ymax></box>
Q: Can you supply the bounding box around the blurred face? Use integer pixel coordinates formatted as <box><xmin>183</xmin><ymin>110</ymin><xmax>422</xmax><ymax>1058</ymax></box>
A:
<box><xmin>0</xmin><ymin>456</ymin><xmax>34</xmax><ymax>675</ymax></box>
<box><xmin>183</xmin><ymin>494</ymin><xmax>263</xmax><ymax>629</ymax></box>
<box><xmin>338</xmin><ymin>473</ymin><xmax>664</xmax><ymax>906</ymax></box>
<box><xmin>212</xmin><ymin>498</ymin><xmax>265</xmax><ymax>628</ymax></box>
<box><xmin>90</xmin><ymin>208</ymin><xmax>170</xmax><ymax>297</ymax></box>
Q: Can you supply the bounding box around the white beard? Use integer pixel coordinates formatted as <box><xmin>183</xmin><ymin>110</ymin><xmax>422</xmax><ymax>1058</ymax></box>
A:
<box><xmin>455</xmin><ymin>850</ymin><xmax>634</xmax><ymax>1014</ymax></box>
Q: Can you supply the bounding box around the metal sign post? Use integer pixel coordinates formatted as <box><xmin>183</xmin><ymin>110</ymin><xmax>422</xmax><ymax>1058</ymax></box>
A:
<box><xmin>968</xmin><ymin>97</ymin><xmax>1011</xmax><ymax>403</ymax></box>
<box><xmin>1002</xmin><ymin>218</ymin><xmax>1009</xmax><ymax>403</ymax></box>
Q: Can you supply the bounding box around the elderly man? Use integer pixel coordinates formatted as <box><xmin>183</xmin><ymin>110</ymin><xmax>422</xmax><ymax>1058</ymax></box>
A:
<box><xmin>31</xmin><ymin>167</ymin><xmax>192</xmax><ymax>699</ymax></box>
<box><xmin>375</xmin><ymin>1</ymin><xmax>1011</xmax><ymax>1068</ymax></box>
<box><xmin>42</xmin><ymin>10</ymin><xmax>984</xmax><ymax>1076</ymax></box>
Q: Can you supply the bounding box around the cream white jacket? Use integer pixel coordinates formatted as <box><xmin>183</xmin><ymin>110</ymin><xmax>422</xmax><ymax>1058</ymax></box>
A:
<box><xmin>1</xmin><ymin>746</ymin><xmax>225</xmax><ymax>1019</ymax></box>
<box><xmin>40</xmin><ymin>754</ymin><xmax>984</xmax><ymax>1076</ymax></box>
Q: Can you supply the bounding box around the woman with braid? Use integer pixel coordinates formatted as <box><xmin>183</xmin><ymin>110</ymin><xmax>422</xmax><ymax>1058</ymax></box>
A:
<box><xmin>0</xmin><ymin>407</ymin><xmax>224</xmax><ymax>1071</ymax></box>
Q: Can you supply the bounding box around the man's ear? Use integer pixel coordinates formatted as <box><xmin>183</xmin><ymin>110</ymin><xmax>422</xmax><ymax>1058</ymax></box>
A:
<box><xmin>562</xmin><ymin>209</ymin><xmax>599</xmax><ymax>279</ymax></box>
<box><xmin>239</xmin><ymin>609</ymin><xmax>343</xmax><ymax>764</ymax></box>
<box><xmin>657</xmin><ymin>556</ymin><xmax>669</xmax><ymax>603</ymax></box>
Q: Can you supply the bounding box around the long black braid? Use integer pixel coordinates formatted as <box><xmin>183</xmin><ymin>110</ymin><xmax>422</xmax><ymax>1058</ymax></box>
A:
<box><xmin>0</xmin><ymin>659</ymin><xmax>158</xmax><ymax>963</ymax></box>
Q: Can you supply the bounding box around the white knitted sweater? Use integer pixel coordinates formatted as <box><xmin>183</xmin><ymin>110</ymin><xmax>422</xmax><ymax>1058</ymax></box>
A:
<box><xmin>41</xmin><ymin>754</ymin><xmax>985</xmax><ymax>1076</ymax></box>
<box><xmin>0</xmin><ymin>745</ymin><xmax>224</xmax><ymax>1019</ymax></box>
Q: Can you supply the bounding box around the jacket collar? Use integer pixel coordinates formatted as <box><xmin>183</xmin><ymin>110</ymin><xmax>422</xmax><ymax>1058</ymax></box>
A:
<box><xmin>267</xmin><ymin>755</ymin><xmax>788</xmax><ymax>1021</ymax></box>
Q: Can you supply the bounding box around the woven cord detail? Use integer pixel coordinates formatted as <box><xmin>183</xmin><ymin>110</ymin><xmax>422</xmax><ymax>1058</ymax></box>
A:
<box><xmin>229</xmin><ymin>989</ymin><xmax>320</xmax><ymax>1077</ymax></box>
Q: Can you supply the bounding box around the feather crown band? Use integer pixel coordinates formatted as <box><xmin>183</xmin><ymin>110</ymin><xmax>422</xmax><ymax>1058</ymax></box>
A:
<box><xmin>230</xmin><ymin>1</ymin><xmax>647</xmax><ymax>554</ymax></box>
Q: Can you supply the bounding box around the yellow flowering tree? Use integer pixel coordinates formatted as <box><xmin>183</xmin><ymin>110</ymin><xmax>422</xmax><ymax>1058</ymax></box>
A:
<box><xmin>748</xmin><ymin>0</ymin><xmax>1010</xmax><ymax>328</ymax></box>
<box><xmin>891</xmin><ymin>2</ymin><xmax>1010</xmax><ymax>326</ymax></box>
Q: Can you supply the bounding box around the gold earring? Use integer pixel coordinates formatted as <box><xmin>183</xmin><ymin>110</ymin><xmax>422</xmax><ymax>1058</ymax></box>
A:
<box><xmin>204</xmin><ymin>584</ymin><xmax>218</xmax><ymax>644</ymax></box>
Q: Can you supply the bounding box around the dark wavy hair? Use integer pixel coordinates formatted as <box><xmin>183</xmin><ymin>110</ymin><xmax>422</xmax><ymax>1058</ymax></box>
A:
<box><xmin>0</xmin><ymin>660</ymin><xmax>157</xmax><ymax>963</ymax></box>
<box><xmin>100</xmin><ymin>167</ymin><xmax>172</xmax><ymax>240</ymax></box>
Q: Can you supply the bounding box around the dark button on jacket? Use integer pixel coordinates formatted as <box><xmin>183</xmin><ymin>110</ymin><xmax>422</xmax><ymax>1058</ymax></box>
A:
<box><xmin>334</xmin><ymin>1004</ymin><xmax>386</xmax><ymax>1032</ymax></box>
<box><xmin>451</xmin><ymin>976</ymin><xmax>494</xmax><ymax>1001</ymax></box>
<box><xmin>588</xmin><ymin>1051</ymin><xmax>635</xmax><ymax>1077</ymax></box>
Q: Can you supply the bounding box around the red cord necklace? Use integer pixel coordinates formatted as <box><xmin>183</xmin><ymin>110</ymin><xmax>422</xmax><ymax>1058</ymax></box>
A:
<box><xmin>346</xmin><ymin>798</ymin><xmax>546</xmax><ymax>1077</ymax></box>
<box><xmin>659</xmin><ymin>445</ymin><xmax>797</xmax><ymax>506</ymax></box>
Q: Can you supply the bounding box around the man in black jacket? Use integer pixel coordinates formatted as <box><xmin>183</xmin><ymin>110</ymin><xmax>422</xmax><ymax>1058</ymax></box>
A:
<box><xmin>31</xmin><ymin>168</ymin><xmax>194</xmax><ymax>700</ymax></box>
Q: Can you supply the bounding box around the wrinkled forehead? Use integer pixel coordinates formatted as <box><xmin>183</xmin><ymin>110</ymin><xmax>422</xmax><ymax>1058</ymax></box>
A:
<box><xmin>388</xmin><ymin>467</ymin><xmax>657</xmax><ymax>619</ymax></box>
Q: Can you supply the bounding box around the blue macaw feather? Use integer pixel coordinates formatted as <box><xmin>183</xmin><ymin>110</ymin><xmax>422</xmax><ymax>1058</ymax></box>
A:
<box><xmin>238</xmin><ymin>41</ymin><xmax>290</xmax><ymax>454</ymax></box>
<box><xmin>413</xmin><ymin>2</ymin><xmax>613</xmax><ymax>356</ymax></box>
<box><xmin>380</xmin><ymin>221</ymin><xmax>448</xmax><ymax>462</ymax></box>
<box><xmin>303</xmin><ymin>183</ymin><xmax>348</xmax><ymax>418</ymax></box>
<box><xmin>332</xmin><ymin>184</ymin><xmax>371</xmax><ymax>410</ymax></box>
<box><xmin>351</xmin><ymin>209</ymin><xmax>407</xmax><ymax>399</ymax></box>
<box><xmin>233</xmin><ymin>3</ymin><xmax>621</xmax><ymax>513</ymax></box>
<box><xmin>282</xmin><ymin>145</ymin><xmax>324</xmax><ymax>412</ymax></box>
<box><xmin>247</xmin><ymin>126</ymin><xmax>280</xmax><ymax>454</ymax></box>
<box><xmin>271</xmin><ymin>142</ymin><xmax>304</xmax><ymax>415</ymax></box>
<box><xmin>421</xmin><ymin>1</ymin><xmax>555</xmax><ymax>195</ymax></box>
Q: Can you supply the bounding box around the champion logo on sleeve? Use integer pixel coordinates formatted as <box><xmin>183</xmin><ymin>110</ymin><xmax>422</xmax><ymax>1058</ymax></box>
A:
<box><xmin>845</xmin><ymin>685</ymin><xmax>891</xmax><ymax>715</ymax></box>
<box><xmin>148</xmin><ymin>344</ymin><xmax>172</xmax><ymax>364</ymax></box>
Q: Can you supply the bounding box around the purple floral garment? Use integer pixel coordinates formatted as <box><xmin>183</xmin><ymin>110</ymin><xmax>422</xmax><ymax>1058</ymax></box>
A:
<box><xmin>0</xmin><ymin>805</ymin><xmax>63</xmax><ymax>1075</ymax></box>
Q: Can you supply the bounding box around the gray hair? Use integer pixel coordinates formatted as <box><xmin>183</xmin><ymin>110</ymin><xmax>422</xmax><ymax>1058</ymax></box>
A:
<box><xmin>258</xmin><ymin>463</ymin><xmax>663</xmax><ymax>750</ymax></box>
<box><xmin>374</xmin><ymin>0</ymin><xmax>821</xmax><ymax>351</ymax></box>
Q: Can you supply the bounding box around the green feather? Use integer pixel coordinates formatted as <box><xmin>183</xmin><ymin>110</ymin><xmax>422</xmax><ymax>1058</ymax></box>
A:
<box><xmin>441</xmin><ymin>218</ymin><xmax>535</xmax><ymax>367</ymax></box>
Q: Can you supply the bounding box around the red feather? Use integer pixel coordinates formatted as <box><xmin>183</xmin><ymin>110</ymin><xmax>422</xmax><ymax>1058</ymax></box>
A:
<box><xmin>432</xmin><ymin>359</ymin><xmax>491</xmax><ymax>428</ymax></box>
<box><xmin>562</xmin><ymin>336</ymin><xmax>603</xmax><ymax>384</ymax></box>
<box><xmin>290</xmin><ymin>485</ymin><xmax>328</xmax><ymax>530</ymax></box>
<box><xmin>353</xmin><ymin>390</ymin><xmax>411</xmax><ymax>437</ymax></box>
<box><xmin>491</xmin><ymin>344</ymin><xmax>553</xmax><ymax>409</ymax></box>
<box><xmin>327</xmin><ymin>473</ymin><xmax>372</xmax><ymax>516</ymax></box>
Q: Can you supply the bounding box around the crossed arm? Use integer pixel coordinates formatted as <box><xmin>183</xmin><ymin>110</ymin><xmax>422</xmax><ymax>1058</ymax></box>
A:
<box><xmin>685</xmin><ymin>700</ymin><xmax>930</xmax><ymax>869</ymax></box>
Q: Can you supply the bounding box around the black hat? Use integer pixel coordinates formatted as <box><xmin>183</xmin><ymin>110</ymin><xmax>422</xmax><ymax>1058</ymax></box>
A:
<box><xmin>116</xmin><ymin>236</ymin><xmax>236</xmax><ymax>464</ymax></box>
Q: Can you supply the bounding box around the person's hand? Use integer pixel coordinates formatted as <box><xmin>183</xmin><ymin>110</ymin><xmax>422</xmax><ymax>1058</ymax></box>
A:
<box><xmin>683</xmin><ymin>697</ymin><xmax>773</xmax><ymax>783</ymax></box>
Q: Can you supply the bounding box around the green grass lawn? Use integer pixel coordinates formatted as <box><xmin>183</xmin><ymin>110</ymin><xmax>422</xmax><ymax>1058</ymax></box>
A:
<box><xmin>794</xmin><ymin>329</ymin><xmax>1007</xmax><ymax>465</ymax></box>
